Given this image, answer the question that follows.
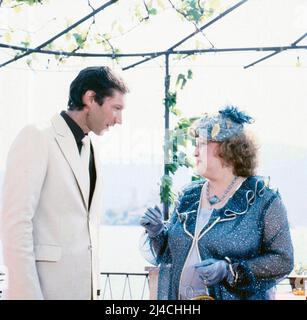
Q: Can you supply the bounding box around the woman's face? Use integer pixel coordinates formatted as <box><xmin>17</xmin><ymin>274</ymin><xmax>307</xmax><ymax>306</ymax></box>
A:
<box><xmin>193</xmin><ymin>137</ymin><xmax>223</xmax><ymax>178</ymax></box>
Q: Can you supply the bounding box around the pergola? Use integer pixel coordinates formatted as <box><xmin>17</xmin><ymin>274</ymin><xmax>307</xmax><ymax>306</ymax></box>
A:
<box><xmin>1</xmin><ymin>0</ymin><xmax>306</xmax><ymax>218</ymax></box>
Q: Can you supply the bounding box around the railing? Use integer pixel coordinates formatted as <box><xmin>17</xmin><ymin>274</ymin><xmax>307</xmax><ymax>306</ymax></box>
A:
<box><xmin>99</xmin><ymin>268</ymin><xmax>306</xmax><ymax>300</ymax></box>
<box><xmin>99</xmin><ymin>271</ymin><xmax>150</xmax><ymax>300</ymax></box>
<box><xmin>1</xmin><ymin>268</ymin><xmax>305</xmax><ymax>300</ymax></box>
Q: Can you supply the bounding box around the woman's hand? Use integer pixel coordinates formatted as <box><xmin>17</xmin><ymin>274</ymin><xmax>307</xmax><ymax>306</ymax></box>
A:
<box><xmin>140</xmin><ymin>206</ymin><xmax>164</xmax><ymax>238</ymax></box>
<box><xmin>194</xmin><ymin>258</ymin><xmax>233</xmax><ymax>286</ymax></box>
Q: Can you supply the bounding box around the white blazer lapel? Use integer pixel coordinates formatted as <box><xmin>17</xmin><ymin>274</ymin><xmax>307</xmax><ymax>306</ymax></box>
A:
<box><xmin>51</xmin><ymin>114</ymin><xmax>89</xmax><ymax>211</ymax></box>
<box><xmin>89</xmin><ymin>139</ymin><xmax>102</xmax><ymax>216</ymax></box>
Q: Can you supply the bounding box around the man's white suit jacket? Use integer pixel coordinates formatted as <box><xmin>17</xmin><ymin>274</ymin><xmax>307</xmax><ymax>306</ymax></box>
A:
<box><xmin>0</xmin><ymin>114</ymin><xmax>103</xmax><ymax>300</ymax></box>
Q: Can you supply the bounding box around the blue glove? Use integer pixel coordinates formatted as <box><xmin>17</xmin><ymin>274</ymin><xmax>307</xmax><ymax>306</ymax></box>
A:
<box><xmin>140</xmin><ymin>206</ymin><xmax>164</xmax><ymax>238</ymax></box>
<box><xmin>194</xmin><ymin>258</ymin><xmax>233</xmax><ymax>286</ymax></box>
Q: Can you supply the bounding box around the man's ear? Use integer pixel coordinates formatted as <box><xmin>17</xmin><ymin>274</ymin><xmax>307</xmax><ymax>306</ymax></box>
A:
<box><xmin>82</xmin><ymin>90</ymin><xmax>96</xmax><ymax>106</ymax></box>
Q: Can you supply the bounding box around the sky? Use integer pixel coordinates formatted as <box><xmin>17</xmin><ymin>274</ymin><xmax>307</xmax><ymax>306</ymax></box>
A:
<box><xmin>0</xmin><ymin>0</ymin><xmax>307</xmax><ymax>226</ymax></box>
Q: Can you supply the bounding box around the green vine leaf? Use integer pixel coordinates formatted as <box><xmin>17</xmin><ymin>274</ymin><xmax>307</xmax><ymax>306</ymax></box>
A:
<box><xmin>26</xmin><ymin>58</ymin><xmax>32</xmax><ymax>67</ymax></box>
<box><xmin>169</xmin><ymin>107</ymin><xmax>182</xmax><ymax>116</ymax></box>
<box><xmin>3</xmin><ymin>31</ymin><xmax>13</xmax><ymax>43</ymax></box>
<box><xmin>180</xmin><ymin>0</ymin><xmax>205</xmax><ymax>23</ymax></box>
<box><xmin>166</xmin><ymin>163</ymin><xmax>179</xmax><ymax>175</ymax></box>
<box><xmin>73</xmin><ymin>32</ymin><xmax>85</xmax><ymax>48</ymax></box>
<box><xmin>148</xmin><ymin>8</ymin><xmax>157</xmax><ymax>15</ymax></box>
<box><xmin>15</xmin><ymin>0</ymin><xmax>43</xmax><ymax>5</ymax></box>
<box><xmin>20</xmin><ymin>40</ymin><xmax>30</xmax><ymax>47</ymax></box>
<box><xmin>165</xmin><ymin>91</ymin><xmax>177</xmax><ymax>109</ymax></box>
<box><xmin>45</xmin><ymin>43</ymin><xmax>54</xmax><ymax>50</ymax></box>
<box><xmin>160</xmin><ymin>174</ymin><xmax>174</xmax><ymax>204</ymax></box>
<box><xmin>176</xmin><ymin>73</ymin><xmax>187</xmax><ymax>90</ymax></box>
<box><xmin>156</xmin><ymin>0</ymin><xmax>165</xmax><ymax>9</ymax></box>
<box><xmin>192</xmin><ymin>174</ymin><xmax>202</xmax><ymax>181</ymax></box>
<box><xmin>175</xmin><ymin>70</ymin><xmax>193</xmax><ymax>90</ymax></box>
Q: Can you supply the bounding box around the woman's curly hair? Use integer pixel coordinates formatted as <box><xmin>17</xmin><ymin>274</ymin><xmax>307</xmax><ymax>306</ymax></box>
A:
<box><xmin>218</xmin><ymin>132</ymin><xmax>258</xmax><ymax>177</ymax></box>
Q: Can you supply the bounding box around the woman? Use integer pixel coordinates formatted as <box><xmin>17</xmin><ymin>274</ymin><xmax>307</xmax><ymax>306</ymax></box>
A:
<box><xmin>140</xmin><ymin>106</ymin><xmax>294</xmax><ymax>300</ymax></box>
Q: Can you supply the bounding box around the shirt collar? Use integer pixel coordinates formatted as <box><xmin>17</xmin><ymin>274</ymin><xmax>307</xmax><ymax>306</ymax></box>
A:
<box><xmin>60</xmin><ymin>110</ymin><xmax>86</xmax><ymax>144</ymax></box>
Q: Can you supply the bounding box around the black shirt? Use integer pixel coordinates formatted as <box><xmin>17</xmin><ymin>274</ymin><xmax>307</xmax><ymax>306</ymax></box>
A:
<box><xmin>60</xmin><ymin>111</ymin><xmax>96</xmax><ymax>209</ymax></box>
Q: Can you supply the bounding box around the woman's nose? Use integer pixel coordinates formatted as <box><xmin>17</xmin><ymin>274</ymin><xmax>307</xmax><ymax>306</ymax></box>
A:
<box><xmin>194</xmin><ymin>147</ymin><xmax>199</xmax><ymax>157</ymax></box>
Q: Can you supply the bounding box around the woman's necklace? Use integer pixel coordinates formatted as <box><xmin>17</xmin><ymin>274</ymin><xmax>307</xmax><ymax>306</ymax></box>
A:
<box><xmin>206</xmin><ymin>176</ymin><xmax>239</xmax><ymax>206</ymax></box>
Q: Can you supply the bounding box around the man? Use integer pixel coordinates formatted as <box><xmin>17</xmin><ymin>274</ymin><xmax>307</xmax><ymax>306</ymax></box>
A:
<box><xmin>0</xmin><ymin>66</ymin><xmax>128</xmax><ymax>299</ymax></box>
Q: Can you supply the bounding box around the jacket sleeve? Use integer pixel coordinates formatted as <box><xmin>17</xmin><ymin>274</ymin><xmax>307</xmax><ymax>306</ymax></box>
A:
<box><xmin>0</xmin><ymin>125</ymin><xmax>48</xmax><ymax>299</ymax></box>
<box><xmin>232</xmin><ymin>193</ymin><xmax>294</xmax><ymax>293</ymax></box>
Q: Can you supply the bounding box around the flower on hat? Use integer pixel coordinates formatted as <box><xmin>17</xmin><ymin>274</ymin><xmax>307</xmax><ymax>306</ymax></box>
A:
<box><xmin>219</xmin><ymin>106</ymin><xmax>254</xmax><ymax>125</ymax></box>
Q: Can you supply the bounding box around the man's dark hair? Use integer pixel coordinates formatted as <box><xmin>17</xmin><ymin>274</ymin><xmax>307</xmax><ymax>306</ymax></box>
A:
<box><xmin>68</xmin><ymin>66</ymin><xmax>128</xmax><ymax>110</ymax></box>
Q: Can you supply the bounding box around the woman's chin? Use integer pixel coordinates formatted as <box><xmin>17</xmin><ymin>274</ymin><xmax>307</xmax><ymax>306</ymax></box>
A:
<box><xmin>195</xmin><ymin>164</ymin><xmax>208</xmax><ymax>176</ymax></box>
<box><xmin>194</xmin><ymin>168</ymin><xmax>205</xmax><ymax>177</ymax></box>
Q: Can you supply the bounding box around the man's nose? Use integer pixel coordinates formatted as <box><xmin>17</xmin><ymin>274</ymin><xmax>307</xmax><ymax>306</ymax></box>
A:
<box><xmin>116</xmin><ymin>112</ymin><xmax>122</xmax><ymax>125</ymax></box>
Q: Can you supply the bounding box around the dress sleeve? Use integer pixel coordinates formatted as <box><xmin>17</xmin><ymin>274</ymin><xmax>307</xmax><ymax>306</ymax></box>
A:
<box><xmin>232</xmin><ymin>193</ymin><xmax>294</xmax><ymax>293</ymax></box>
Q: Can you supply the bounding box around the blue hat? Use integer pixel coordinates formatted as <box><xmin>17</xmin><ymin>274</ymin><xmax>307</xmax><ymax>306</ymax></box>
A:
<box><xmin>193</xmin><ymin>106</ymin><xmax>254</xmax><ymax>141</ymax></box>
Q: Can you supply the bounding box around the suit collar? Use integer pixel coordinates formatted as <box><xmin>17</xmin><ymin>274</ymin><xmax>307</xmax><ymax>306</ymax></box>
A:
<box><xmin>88</xmin><ymin>142</ymin><xmax>101</xmax><ymax>216</ymax></box>
<box><xmin>51</xmin><ymin>114</ymin><xmax>90</xmax><ymax>211</ymax></box>
<box><xmin>51</xmin><ymin>113</ymin><xmax>72</xmax><ymax>137</ymax></box>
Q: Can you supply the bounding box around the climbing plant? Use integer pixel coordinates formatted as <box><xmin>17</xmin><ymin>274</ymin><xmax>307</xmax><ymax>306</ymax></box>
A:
<box><xmin>160</xmin><ymin>69</ymin><xmax>200</xmax><ymax>205</ymax></box>
<box><xmin>0</xmin><ymin>0</ymin><xmax>221</xmax><ymax>67</ymax></box>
